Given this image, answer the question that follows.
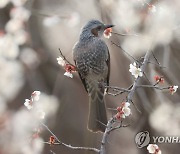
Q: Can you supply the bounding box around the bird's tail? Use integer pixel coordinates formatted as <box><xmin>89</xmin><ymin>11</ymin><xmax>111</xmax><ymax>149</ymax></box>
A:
<box><xmin>87</xmin><ymin>80</ymin><xmax>107</xmax><ymax>132</ymax></box>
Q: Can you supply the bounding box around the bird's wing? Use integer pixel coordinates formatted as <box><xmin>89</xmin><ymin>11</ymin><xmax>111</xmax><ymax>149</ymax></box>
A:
<box><xmin>74</xmin><ymin>60</ymin><xmax>88</xmax><ymax>93</ymax></box>
<box><xmin>106</xmin><ymin>46</ymin><xmax>110</xmax><ymax>87</ymax></box>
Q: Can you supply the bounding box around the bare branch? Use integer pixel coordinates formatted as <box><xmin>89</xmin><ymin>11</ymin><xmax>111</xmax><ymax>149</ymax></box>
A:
<box><xmin>41</xmin><ymin>122</ymin><xmax>100</xmax><ymax>153</ymax></box>
<box><xmin>111</xmin><ymin>32</ymin><xmax>141</xmax><ymax>37</ymax></box>
<box><xmin>127</xmin><ymin>50</ymin><xmax>151</xmax><ymax>102</ymax></box>
<box><xmin>147</xmin><ymin>61</ymin><xmax>166</xmax><ymax>69</ymax></box>
<box><xmin>137</xmin><ymin>85</ymin><xmax>169</xmax><ymax>90</ymax></box>
<box><xmin>105</xmin><ymin>85</ymin><xmax>131</xmax><ymax>92</ymax></box>
<box><xmin>58</xmin><ymin>48</ymin><xmax>73</xmax><ymax>65</ymax></box>
<box><xmin>99</xmin><ymin>50</ymin><xmax>152</xmax><ymax>154</ymax></box>
<box><xmin>111</xmin><ymin>41</ymin><xmax>139</xmax><ymax>62</ymax></box>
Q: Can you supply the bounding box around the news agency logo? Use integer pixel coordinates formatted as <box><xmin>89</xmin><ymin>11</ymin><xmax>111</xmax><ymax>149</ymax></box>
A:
<box><xmin>135</xmin><ymin>131</ymin><xmax>180</xmax><ymax>148</ymax></box>
<box><xmin>135</xmin><ymin>131</ymin><xmax>150</xmax><ymax>148</ymax></box>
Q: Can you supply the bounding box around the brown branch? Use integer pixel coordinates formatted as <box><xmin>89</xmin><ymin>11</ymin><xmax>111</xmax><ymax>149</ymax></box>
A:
<box><xmin>105</xmin><ymin>85</ymin><xmax>131</xmax><ymax>92</ymax></box>
<box><xmin>137</xmin><ymin>85</ymin><xmax>170</xmax><ymax>90</ymax></box>
<box><xmin>41</xmin><ymin>122</ymin><xmax>100</xmax><ymax>153</ymax></box>
<box><xmin>58</xmin><ymin>48</ymin><xmax>74</xmax><ymax>66</ymax></box>
<box><xmin>100</xmin><ymin>117</ymin><xmax>116</xmax><ymax>154</ymax></box>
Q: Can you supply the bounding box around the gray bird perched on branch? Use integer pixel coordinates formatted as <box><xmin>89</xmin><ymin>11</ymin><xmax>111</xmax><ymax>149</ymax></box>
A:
<box><xmin>73</xmin><ymin>20</ymin><xmax>114</xmax><ymax>132</ymax></box>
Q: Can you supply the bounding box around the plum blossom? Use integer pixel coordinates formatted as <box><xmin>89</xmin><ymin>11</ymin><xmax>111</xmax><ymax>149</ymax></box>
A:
<box><xmin>10</xmin><ymin>7</ymin><xmax>31</xmax><ymax>21</ymax></box>
<box><xmin>104</xmin><ymin>28</ymin><xmax>112</xmax><ymax>39</ymax></box>
<box><xmin>43</xmin><ymin>15</ymin><xmax>61</xmax><ymax>27</ymax></box>
<box><xmin>20</xmin><ymin>48</ymin><xmax>39</xmax><ymax>69</ymax></box>
<box><xmin>0</xmin><ymin>0</ymin><xmax>10</xmax><ymax>8</ymax></box>
<box><xmin>57</xmin><ymin>56</ymin><xmax>66</xmax><ymax>67</ymax></box>
<box><xmin>57</xmin><ymin>53</ymin><xmax>76</xmax><ymax>79</ymax></box>
<box><xmin>121</xmin><ymin>102</ymin><xmax>131</xmax><ymax>118</ymax></box>
<box><xmin>5</xmin><ymin>19</ymin><xmax>23</xmax><ymax>33</ymax></box>
<box><xmin>148</xmin><ymin>5</ymin><xmax>157</xmax><ymax>13</ymax></box>
<box><xmin>67</xmin><ymin>12</ymin><xmax>80</xmax><ymax>27</ymax></box>
<box><xmin>64</xmin><ymin>71</ymin><xmax>73</xmax><ymax>78</ymax></box>
<box><xmin>24</xmin><ymin>91</ymin><xmax>41</xmax><ymax>109</ymax></box>
<box><xmin>11</xmin><ymin>0</ymin><xmax>27</xmax><ymax>6</ymax></box>
<box><xmin>129</xmin><ymin>62</ymin><xmax>143</xmax><ymax>78</ymax></box>
<box><xmin>49</xmin><ymin>136</ymin><xmax>56</xmax><ymax>145</ymax></box>
<box><xmin>31</xmin><ymin>91</ymin><xmax>41</xmax><ymax>101</ymax></box>
<box><xmin>169</xmin><ymin>85</ymin><xmax>178</xmax><ymax>95</ymax></box>
<box><xmin>24</xmin><ymin>99</ymin><xmax>33</xmax><ymax>110</ymax></box>
<box><xmin>63</xmin><ymin>64</ymin><xmax>76</xmax><ymax>78</ymax></box>
<box><xmin>0</xmin><ymin>34</ymin><xmax>19</xmax><ymax>59</ymax></box>
<box><xmin>37</xmin><ymin>110</ymin><xmax>45</xmax><ymax>119</ymax></box>
<box><xmin>154</xmin><ymin>75</ymin><xmax>164</xmax><ymax>84</ymax></box>
<box><xmin>116</xmin><ymin>102</ymin><xmax>131</xmax><ymax>119</ymax></box>
<box><xmin>14</xmin><ymin>29</ymin><xmax>28</xmax><ymax>45</ymax></box>
<box><xmin>147</xmin><ymin>144</ymin><xmax>161</xmax><ymax>154</ymax></box>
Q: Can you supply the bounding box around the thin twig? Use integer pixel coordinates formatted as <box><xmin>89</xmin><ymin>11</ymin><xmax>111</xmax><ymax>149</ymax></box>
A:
<box><xmin>137</xmin><ymin>85</ymin><xmax>169</xmax><ymax>90</ymax></box>
<box><xmin>105</xmin><ymin>85</ymin><xmax>131</xmax><ymax>92</ymax></box>
<box><xmin>147</xmin><ymin>61</ymin><xmax>166</xmax><ymax>68</ymax></box>
<box><xmin>41</xmin><ymin>122</ymin><xmax>100</xmax><ymax>153</ymax></box>
<box><xmin>106</xmin><ymin>91</ymin><xmax>126</xmax><ymax>96</ymax></box>
<box><xmin>108</xmin><ymin>123</ymin><xmax>130</xmax><ymax>133</ymax></box>
<box><xmin>151</xmin><ymin>51</ymin><xmax>160</xmax><ymax>65</ymax></box>
<box><xmin>58</xmin><ymin>48</ymin><xmax>72</xmax><ymax>65</ymax></box>
<box><xmin>111</xmin><ymin>41</ymin><xmax>139</xmax><ymax>62</ymax></box>
<box><xmin>143</xmin><ymin>72</ymin><xmax>151</xmax><ymax>84</ymax></box>
<box><xmin>41</xmin><ymin>122</ymin><xmax>61</xmax><ymax>143</ymax></box>
<box><xmin>111</xmin><ymin>32</ymin><xmax>141</xmax><ymax>37</ymax></box>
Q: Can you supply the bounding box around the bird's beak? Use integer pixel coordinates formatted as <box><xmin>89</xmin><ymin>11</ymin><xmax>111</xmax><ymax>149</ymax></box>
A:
<box><xmin>104</xmin><ymin>24</ymin><xmax>115</xmax><ymax>29</ymax></box>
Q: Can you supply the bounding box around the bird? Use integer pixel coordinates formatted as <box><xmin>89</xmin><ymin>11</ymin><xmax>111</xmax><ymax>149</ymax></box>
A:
<box><xmin>73</xmin><ymin>19</ymin><xmax>114</xmax><ymax>132</ymax></box>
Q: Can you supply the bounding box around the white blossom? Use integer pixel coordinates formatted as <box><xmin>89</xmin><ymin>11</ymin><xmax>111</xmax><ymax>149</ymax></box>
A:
<box><xmin>24</xmin><ymin>99</ymin><xmax>33</xmax><ymax>110</ymax></box>
<box><xmin>64</xmin><ymin>71</ymin><xmax>73</xmax><ymax>78</ymax></box>
<box><xmin>129</xmin><ymin>62</ymin><xmax>143</xmax><ymax>78</ymax></box>
<box><xmin>35</xmin><ymin>93</ymin><xmax>59</xmax><ymax>117</ymax></box>
<box><xmin>43</xmin><ymin>15</ymin><xmax>61</xmax><ymax>27</ymax></box>
<box><xmin>5</xmin><ymin>18</ymin><xmax>23</xmax><ymax>33</ymax></box>
<box><xmin>0</xmin><ymin>34</ymin><xmax>19</xmax><ymax>59</ymax></box>
<box><xmin>150</xmin><ymin>5</ymin><xmax>157</xmax><ymax>13</ymax></box>
<box><xmin>122</xmin><ymin>102</ymin><xmax>131</xmax><ymax>118</ymax></box>
<box><xmin>11</xmin><ymin>0</ymin><xmax>27</xmax><ymax>6</ymax></box>
<box><xmin>37</xmin><ymin>110</ymin><xmax>45</xmax><ymax>119</ymax></box>
<box><xmin>147</xmin><ymin>144</ymin><xmax>161</xmax><ymax>154</ymax></box>
<box><xmin>14</xmin><ymin>29</ymin><xmax>28</xmax><ymax>45</ymax></box>
<box><xmin>104</xmin><ymin>28</ymin><xmax>112</xmax><ymax>39</ymax></box>
<box><xmin>32</xmin><ymin>91</ymin><xmax>41</xmax><ymax>101</ymax></box>
<box><xmin>172</xmin><ymin>85</ymin><xmax>178</xmax><ymax>94</ymax></box>
<box><xmin>0</xmin><ymin>59</ymin><xmax>24</xmax><ymax>100</ymax></box>
<box><xmin>0</xmin><ymin>0</ymin><xmax>10</xmax><ymax>8</ymax></box>
<box><xmin>67</xmin><ymin>12</ymin><xmax>80</xmax><ymax>27</ymax></box>
<box><xmin>104</xmin><ymin>32</ymin><xmax>112</xmax><ymax>39</ymax></box>
<box><xmin>20</xmin><ymin>48</ymin><xmax>39</xmax><ymax>69</ymax></box>
<box><xmin>57</xmin><ymin>56</ymin><xmax>66</xmax><ymax>67</ymax></box>
<box><xmin>10</xmin><ymin>7</ymin><xmax>31</xmax><ymax>21</ymax></box>
<box><xmin>124</xmin><ymin>102</ymin><xmax>130</xmax><ymax>108</ymax></box>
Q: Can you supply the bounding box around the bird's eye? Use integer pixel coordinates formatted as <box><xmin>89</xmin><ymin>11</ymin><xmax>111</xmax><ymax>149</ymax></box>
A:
<box><xmin>97</xmin><ymin>26</ymin><xmax>101</xmax><ymax>30</ymax></box>
<box><xmin>91</xmin><ymin>26</ymin><xmax>101</xmax><ymax>36</ymax></box>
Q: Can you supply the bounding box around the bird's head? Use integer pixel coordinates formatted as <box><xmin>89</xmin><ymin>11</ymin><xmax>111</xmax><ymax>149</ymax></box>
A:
<box><xmin>80</xmin><ymin>20</ymin><xmax>114</xmax><ymax>40</ymax></box>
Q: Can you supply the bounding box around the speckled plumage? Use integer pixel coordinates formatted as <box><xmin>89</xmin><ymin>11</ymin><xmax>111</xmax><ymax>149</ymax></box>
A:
<box><xmin>73</xmin><ymin>20</ymin><xmax>111</xmax><ymax>132</ymax></box>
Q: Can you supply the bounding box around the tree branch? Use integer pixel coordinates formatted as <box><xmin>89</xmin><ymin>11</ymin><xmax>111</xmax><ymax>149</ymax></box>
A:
<box><xmin>127</xmin><ymin>50</ymin><xmax>151</xmax><ymax>102</ymax></box>
<box><xmin>41</xmin><ymin>122</ymin><xmax>100</xmax><ymax>153</ymax></box>
<box><xmin>99</xmin><ymin>50</ymin><xmax>151</xmax><ymax>154</ymax></box>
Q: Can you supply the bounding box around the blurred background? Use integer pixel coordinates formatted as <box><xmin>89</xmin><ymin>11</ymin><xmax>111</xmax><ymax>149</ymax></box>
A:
<box><xmin>0</xmin><ymin>0</ymin><xmax>180</xmax><ymax>153</ymax></box>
